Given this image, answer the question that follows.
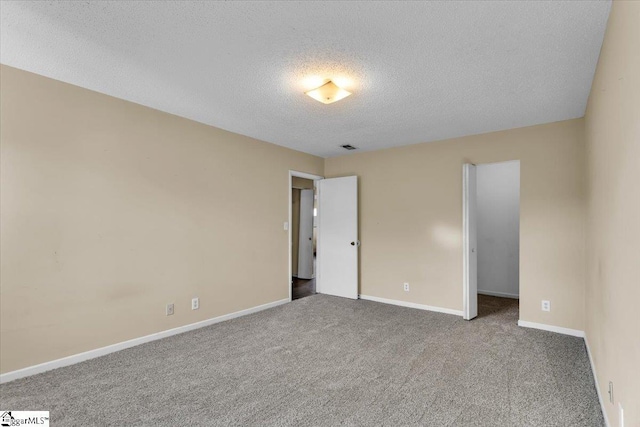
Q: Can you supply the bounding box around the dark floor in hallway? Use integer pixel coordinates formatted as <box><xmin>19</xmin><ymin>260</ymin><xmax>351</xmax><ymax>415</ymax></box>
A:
<box><xmin>292</xmin><ymin>277</ymin><xmax>315</xmax><ymax>300</ymax></box>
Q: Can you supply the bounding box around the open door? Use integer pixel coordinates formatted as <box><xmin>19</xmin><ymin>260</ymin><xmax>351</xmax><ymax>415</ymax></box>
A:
<box><xmin>317</xmin><ymin>176</ymin><xmax>358</xmax><ymax>299</ymax></box>
<box><xmin>463</xmin><ymin>164</ymin><xmax>478</xmax><ymax>320</ymax></box>
<box><xmin>297</xmin><ymin>189</ymin><xmax>314</xmax><ymax>279</ymax></box>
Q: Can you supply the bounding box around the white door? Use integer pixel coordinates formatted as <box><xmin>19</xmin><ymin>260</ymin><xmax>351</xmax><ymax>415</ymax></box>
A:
<box><xmin>463</xmin><ymin>164</ymin><xmax>478</xmax><ymax>320</ymax></box>
<box><xmin>317</xmin><ymin>176</ymin><xmax>358</xmax><ymax>299</ymax></box>
<box><xmin>297</xmin><ymin>189</ymin><xmax>314</xmax><ymax>279</ymax></box>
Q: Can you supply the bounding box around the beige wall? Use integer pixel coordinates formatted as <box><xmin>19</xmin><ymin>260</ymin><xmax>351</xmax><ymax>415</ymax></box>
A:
<box><xmin>325</xmin><ymin>119</ymin><xmax>586</xmax><ymax>330</ymax></box>
<box><xmin>584</xmin><ymin>1</ymin><xmax>640</xmax><ymax>425</ymax></box>
<box><xmin>0</xmin><ymin>65</ymin><xmax>324</xmax><ymax>373</ymax></box>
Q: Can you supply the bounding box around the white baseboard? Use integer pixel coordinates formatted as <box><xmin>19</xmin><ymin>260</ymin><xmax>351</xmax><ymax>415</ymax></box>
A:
<box><xmin>0</xmin><ymin>298</ymin><xmax>289</xmax><ymax>384</ymax></box>
<box><xmin>585</xmin><ymin>335</ymin><xmax>611</xmax><ymax>427</ymax></box>
<box><xmin>477</xmin><ymin>289</ymin><xmax>519</xmax><ymax>299</ymax></box>
<box><xmin>517</xmin><ymin>320</ymin><xmax>585</xmax><ymax>337</ymax></box>
<box><xmin>359</xmin><ymin>294</ymin><xmax>463</xmax><ymax>316</ymax></box>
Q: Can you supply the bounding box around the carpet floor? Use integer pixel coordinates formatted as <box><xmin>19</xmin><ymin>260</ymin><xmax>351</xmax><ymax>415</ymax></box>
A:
<box><xmin>0</xmin><ymin>295</ymin><xmax>604</xmax><ymax>426</ymax></box>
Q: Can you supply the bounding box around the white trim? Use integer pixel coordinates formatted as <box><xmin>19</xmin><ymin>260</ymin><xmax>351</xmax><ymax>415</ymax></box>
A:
<box><xmin>462</xmin><ymin>163</ymin><xmax>476</xmax><ymax>320</ymax></box>
<box><xmin>477</xmin><ymin>289</ymin><xmax>520</xmax><ymax>299</ymax></box>
<box><xmin>477</xmin><ymin>159</ymin><xmax>521</xmax><ymax>167</ymax></box>
<box><xmin>517</xmin><ymin>320</ymin><xmax>585</xmax><ymax>337</ymax></box>
<box><xmin>0</xmin><ymin>298</ymin><xmax>289</xmax><ymax>384</ymax></box>
<box><xmin>288</xmin><ymin>170</ymin><xmax>324</xmax><ymax>302</ymax></box>
<box><xmin>359</xmin><ymin>294</ymin><xmax>463</xmax><ymax>316</ymax></box>
<box><xmin>585</xmin><ymin>335</ymin><xmax>611</xmax><ymax>427</ymax></box>
<box><xmin>290</xmin><ymin>170</ymin><xmax>324</xmax><ymax>181</ymax></box>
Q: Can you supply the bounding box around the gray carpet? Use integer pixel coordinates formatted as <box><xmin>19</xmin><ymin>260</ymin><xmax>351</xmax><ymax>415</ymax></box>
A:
<box><xmin>0</xmin><ymin>294</ymin><xmax>604</xmax><ymax>426</ymax></box>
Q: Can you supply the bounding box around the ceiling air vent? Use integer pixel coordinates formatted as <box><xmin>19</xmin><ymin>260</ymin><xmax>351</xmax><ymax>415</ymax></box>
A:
<box><xmin>340</xmin><ymin>144</ymin><xmax>358</xmax><ymax>150</ymax></box>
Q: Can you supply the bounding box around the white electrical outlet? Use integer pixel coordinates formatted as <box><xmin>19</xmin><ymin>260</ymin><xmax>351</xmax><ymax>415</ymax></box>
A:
<box><xmin>403</xmin><ymin>282</ymin><xmax>410</xmax><ymax>292</ymax></box>
<box><xmin>541</xmin><ymin>300</ymin><xmax>550</xmax><ymax>312</ymax></box>
<box><xmin>192</xmin><ymin>297</ymin><xmax>199</xmax><ymax>310</ymax></box>
<box><xmin>283</xmin><ymin>221</ymin><xmax>289</xmax><ymax>231</ymax></box>
<box><xmin>166</xmin><ymin>303</ymin><xmax>174</xmax><ymax>316</ymax></box>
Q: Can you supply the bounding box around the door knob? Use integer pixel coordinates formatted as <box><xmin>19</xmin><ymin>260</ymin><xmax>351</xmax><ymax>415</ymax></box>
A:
<box><xmin>351</xmin><ymin>241</ymin><xmax>355</xmax><ymax>246</ymax></box>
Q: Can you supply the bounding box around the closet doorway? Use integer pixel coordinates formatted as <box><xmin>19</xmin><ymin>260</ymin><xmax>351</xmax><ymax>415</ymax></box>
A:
<box><xmin>463</xmin><ymin>160</ymin><xmax>520</xmax><ymax>320</ymax></box>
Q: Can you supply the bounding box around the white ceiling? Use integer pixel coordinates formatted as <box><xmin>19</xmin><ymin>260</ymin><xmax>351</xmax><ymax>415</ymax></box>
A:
<box><xmin>1</xmin><ymin>1</ymin><xmax>610</xmax><ymax>158</ymax></box>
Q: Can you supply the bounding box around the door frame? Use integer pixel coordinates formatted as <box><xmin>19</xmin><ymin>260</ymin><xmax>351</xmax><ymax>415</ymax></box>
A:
<box><xmin>462</xmin><ymin>160</ymin><xmax>521</xmax><ymax>320</ymax></box>
<box><xmin>462</xmin><ymin>163</ymin><xmax>477</xmax><ymax>320</ymax></box>
<box><xmin>289</xmin><ymin>170</ymin><xmax>324</xmax><ymax>302</ymax></box>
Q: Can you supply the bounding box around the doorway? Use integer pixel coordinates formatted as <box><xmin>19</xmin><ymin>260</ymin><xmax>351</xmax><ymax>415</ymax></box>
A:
<box><xmin>291</xmin><ymin>176</ymin><xmax>317</xmax><ymax>300</ymax></box>
<box><xmin>463</xmin><ymin>160</ymin><xmax>520</xmax><ymax>320</ymax></box>
<box><xmin>288</xmin><ymin>171</ymin><xmax>360</xmax><ymax>302</ymax></box>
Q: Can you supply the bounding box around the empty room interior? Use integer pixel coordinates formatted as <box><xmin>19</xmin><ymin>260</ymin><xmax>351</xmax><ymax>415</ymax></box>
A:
<box><xmin>0</xmin><ymin>1</ymin><xmax>638</xmax><ymax>426</ymax></box>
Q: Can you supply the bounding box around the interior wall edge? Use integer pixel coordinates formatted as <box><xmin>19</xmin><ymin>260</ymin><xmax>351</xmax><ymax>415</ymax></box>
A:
<box><xmin>584</xmin><ymin>334</ymin><xmax>612</xmax><ymax>427</ymax></box>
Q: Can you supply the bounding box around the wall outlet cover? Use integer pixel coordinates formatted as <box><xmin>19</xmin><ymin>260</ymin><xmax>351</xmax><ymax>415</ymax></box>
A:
<box><xmin>403</xmin><ymin>283</ymin><xmax>410</xmax><ymax>292</ymax></box>
<box><xmin>166</xmin><ymin>303</ymin><xmax>174</xmax><ymax>316</ymax></box>
<box><xmin>192</xmin><ymin>297</ymin><xmax>199</xmax><ymax>310</ymax></box>
<box><xmin>541</xmin><ymin>300</ymin><xmax>550</xmax><ymax>312</ymax></box>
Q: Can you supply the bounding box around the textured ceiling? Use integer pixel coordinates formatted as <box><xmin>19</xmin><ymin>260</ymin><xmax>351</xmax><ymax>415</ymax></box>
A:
<box><xmin>1</xmin><ymin>1</ymin><xmax>610</xmax><ymax>158</ymax></box>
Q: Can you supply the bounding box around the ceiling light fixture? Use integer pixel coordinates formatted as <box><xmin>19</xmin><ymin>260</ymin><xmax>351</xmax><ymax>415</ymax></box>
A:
<box><xmin>305</xmin><ymin>80</ymin><xmax>351</xmax><ymax>104</ymax></box>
